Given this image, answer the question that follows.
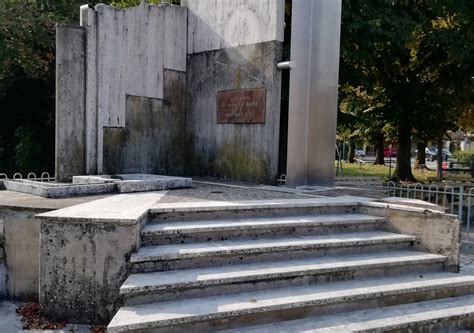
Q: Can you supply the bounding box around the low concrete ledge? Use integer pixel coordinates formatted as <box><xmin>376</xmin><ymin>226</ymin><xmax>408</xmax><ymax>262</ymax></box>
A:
<box><xmin>359</xmin><ymin>201</ymin><xmax>460</xmax><ymax>272</ymax></box>
<box><xmin>4</xmin><ymin>179</ymin><xmax>117</xmax><ymax>199</ymax></box>
<box><xmin>37</xmin><ymin>192</ymin><xmax>166</xmax><ymax>224</ymax></box>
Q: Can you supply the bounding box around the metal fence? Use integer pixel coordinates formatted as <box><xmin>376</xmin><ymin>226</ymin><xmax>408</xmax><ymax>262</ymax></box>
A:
<box><xmin>0</xmin><ymin>172</ymin><xmax>55</xmax><ymax>182</ymax></box>
<box><xmin>384</xmin><ymin>181</ymin><xmax>474</xmax><ymax>241</ymax></box>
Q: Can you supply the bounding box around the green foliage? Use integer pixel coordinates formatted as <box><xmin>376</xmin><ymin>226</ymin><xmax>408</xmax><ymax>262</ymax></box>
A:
<box><xmin>13</xmin><ymin>126</ymin><xmax>49</xmax><ymax>174</ymax></box>
<box><xmin>339</xmin><ymin>0</ymin><xmax>474</xmax><ymax>181</ymax></box>
<box><xmin>110</xmin><ymin>0</ymin><xmax>180</xmax><ymax>8</ymax></box>
<box><xmin>0</xmin><ymin>1</ymin><xmax>57</xmax><ymax>94</ymax></box>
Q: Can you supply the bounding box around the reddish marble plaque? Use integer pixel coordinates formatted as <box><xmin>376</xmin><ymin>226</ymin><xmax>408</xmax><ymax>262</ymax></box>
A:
<box><xmin>217</xmin><ymin>88</ymin><xmax>266</xmax><ymax>124</ymax></box>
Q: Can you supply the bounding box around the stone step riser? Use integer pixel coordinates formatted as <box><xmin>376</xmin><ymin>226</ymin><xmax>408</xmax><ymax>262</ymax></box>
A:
<box><xmin>141</xmin><ymin>222</ymin><xmax>385</xmax><ymax>246</ymax></box>
<box><xmin>123</xmin><ymin>261</ymin><xmax>445</xmax><ymax>306</ymax></box>
<box><xmin>132</xmin><ymin>241</ymin><xmax>414</xmax><ymax>273</ymax></box>
<box><xmin>125</xmin><ymin>284</ymin><xmax>474</xmax><ymax>333</ymax></box>
<box><xmin>148</xmin><ymin>205</ymin><xmax>359</xmax><ymax>224</ymax></box>
<box><xmin>365</xmin><ymin>317</ymin><xmax>474</xmax><ymax>333</ymax></box>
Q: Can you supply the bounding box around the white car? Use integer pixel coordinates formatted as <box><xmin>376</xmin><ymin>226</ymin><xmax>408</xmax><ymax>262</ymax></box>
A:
<box><xmin>355</xmin><ymin>149</ymin><xmax>365</xmax><ymax>157</ymax></box>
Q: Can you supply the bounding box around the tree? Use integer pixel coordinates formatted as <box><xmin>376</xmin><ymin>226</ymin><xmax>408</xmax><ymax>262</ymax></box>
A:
<box><xmin>340</xmin><ymin>0</ymin><xmax>474</xmax><ymax>182</ymax></box>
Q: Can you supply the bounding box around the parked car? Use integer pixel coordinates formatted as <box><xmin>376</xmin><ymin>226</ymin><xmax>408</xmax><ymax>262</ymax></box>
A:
<box><xmin>384</xmin><ymin>147</ymin><xmax>397</xmax><ymax>157</ymax></box>
<box><xmin>431</xmin><ymin>148</ymin><xmax>452</xmax><ymax>161</ymax></box>
<box><xmin>355</xmin><ymin>149</ymin><xmax>365</xmax><ymax>157</ymax></box>
<box><xmin>414</xmin><ymin>147</ymin><xmax>437</xmax><ymax>160</ymax></box>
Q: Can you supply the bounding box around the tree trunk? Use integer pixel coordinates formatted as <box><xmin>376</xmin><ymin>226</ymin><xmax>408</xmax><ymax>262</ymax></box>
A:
<box><xmin>437</xmin><ymin>134</ymin><xmax>444</xmax><ymax>182</ymax></box>
<box><xmin>373</xmin><ymin>132</ymin><xmax>385</xmax><ymax>165</ymax></box>
<box><xmin>414</xmin><ymin>141</ymin><xmax>426</xmax><ymax>169</ymax></box>
<box><xmin>393</xmin><ymin>123</ymin><xmax>416</xmax><ymax>182</ymax></box>
<box><xmin>347</xmin><ymin>140</ymin><xmax>356</xmax><ymax>163</ymax></box>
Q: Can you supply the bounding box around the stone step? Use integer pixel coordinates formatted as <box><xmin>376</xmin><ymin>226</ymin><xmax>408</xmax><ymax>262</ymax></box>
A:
<box><xmin>220</xmin><ymin>294</ymin><xmax>474</xmax><ymax>332</ymax></box>
<box><xmin>131</xmin><ymin>231</ymin><xmax>416</xmax><ymax>272</ymax></box>
<box><xmin>148</xmin><ymin>200</ymin><xmax>362</xmax><ymax>225</ymax></box>
<box><xmin>122</xmin><ymin>251</ymin><xmax>446</xmax><ymax>305</ymax></box>
<box><xmin>107</xmin><ymin>272</ymin><xmax>474</xmax><ymax>333</ymax></box>
<box><xmin>141</xmin><ymin>213</ymin><xmax>385</xmax><ymax>245</ymax></box>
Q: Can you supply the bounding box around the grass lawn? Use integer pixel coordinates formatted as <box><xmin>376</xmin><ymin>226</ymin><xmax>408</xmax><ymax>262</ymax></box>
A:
<box><xmin>335</xmin><ymin>161</ymin><xmax>437</xmax><ymax>183</ymax></box>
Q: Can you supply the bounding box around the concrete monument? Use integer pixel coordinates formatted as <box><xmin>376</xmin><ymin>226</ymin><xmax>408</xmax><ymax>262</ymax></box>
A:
<box><xmin>55</xmin><ymin>0</ymin><xmax>341</xmax><ymax>186</ymax></box>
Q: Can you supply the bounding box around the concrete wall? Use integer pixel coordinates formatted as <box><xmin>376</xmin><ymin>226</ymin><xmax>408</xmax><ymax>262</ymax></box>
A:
<box><xmin>359</xmin><ymin>202</ymin><xmax>460</xmax><ymax>272</ymax></box>
<box><xmin>186</xmin><ymin>42</ymin><xmax>283</xmax><ymax>182</ymax></box>
<box><xmin>76</xmin><ymin>3</ymin><xmax>187</xmax><ymax>176</ymax></box>
<box><xmin>103</xmin><ymin>70</ymin><xmax>186</xmax><ymax>175</ymax></box>
<box><xmin>56</xmin><ymin>25</ymin><xmax>86</xmax><ymax>182</ymax></box>
<box><xmin>57</xmin><ymin>1</ymin><xmax>285</xmax><ymax>183</ymax></box>
<box><xmin>183</xmin><ymin>0</ymin><xmax>285</xmax><ymax>53</ymax></box>
<box><xmin>0</xmin><ymin>208</ymin><xmax>47</xmax><ymax>300</ymax></box>
<box><xmin>184</xmin><ymin>0</ymin><xmax>285</xmax><ymax>183</ymax></box>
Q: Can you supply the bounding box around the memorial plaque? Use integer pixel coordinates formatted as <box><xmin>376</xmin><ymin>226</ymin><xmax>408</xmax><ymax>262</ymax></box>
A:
<box><xmin>217</xmin><ymin>88</ymin><xmax>266</xmax><ymax>124</ymax></box>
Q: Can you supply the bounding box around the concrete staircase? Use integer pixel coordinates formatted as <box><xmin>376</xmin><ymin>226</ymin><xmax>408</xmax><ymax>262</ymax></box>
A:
<box><xmin>107</xmin><ymin>204</ymin><xmax>474</xmax><ymax>332</ymax></box>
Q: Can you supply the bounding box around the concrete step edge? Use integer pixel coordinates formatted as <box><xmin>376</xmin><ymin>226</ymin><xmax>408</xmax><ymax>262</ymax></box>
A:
<box><xmin>131</xmin><ymin>232</ymin><xmax>416</xmax><ymax>263</ymax></box>
<box><xmin>121</xmin><ymin>251</ymin><xmax>446</xmax><ymax>295</ymax></box>
<box><xmin>107</xmin><ymin>272</ymin><xmax>474</xmax><ymax>332</ymax></box>
<box><xmin>220</xmin><ymin>294</ymin><xmax>474</xmax><ymax>333</ymax></box>
<box><xmin>142</xmin><ymin>214</ymin><xmax>385</xmax><ymax>236</ymax></box>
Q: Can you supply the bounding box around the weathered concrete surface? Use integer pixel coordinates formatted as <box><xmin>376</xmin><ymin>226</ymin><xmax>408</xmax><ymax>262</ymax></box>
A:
<box><xmin>103</xmin><ymin>70</ymin><xmax>186</xmax><ymax>176</ymax></box>
<box><xmin>0</xmin><ymin>191</ymin><xmax>111</xmax><ymax>211</ymax></box>
<box><xmin>0</xmin><ymin>192</ymin><xmax>115</xmax><ymax>303</ymax></box>
<box><xmin>2</xmin><ymin>208</ymin><xmax>42</xmax><ymax>300</ymax></box>
<box><xmin>37</xmin><ymin>193</ymin><xmax>165</xmax><ymax>324</ymax></box>
<box><xmin>186</xmin><ymin>41</ymin><xmax>283</xmax><ymax>183</ymax></box>
<box><xmin>3</xmin><ymin>175</ymin><xmax>191</xmax><ymax>198</ymax></box>
<box><xmin>39</xmin><ymin>220</ymin><xmax>138</xmax><ymax>324</ymax></box>
<box><xmin>183</xmin><ymin>0</ymin><xmax>285</xmax><ymax>54</ymax></box>
<box><xmin>3</xmin><ymin>180</ymin><xmax>117</xmax><ymax>199</ymax></box>
<box><xmin>79</xmin><ymin>3</ymin><xmax>187</xmax><ymax>174</ymax></box>
<box><xmin>55</xmin><ymin>25</ymin><xmax>86</xmax><ymax>182</ymax></box>
<box><xmin>359</xmin><ymin>202</ymin><xmax>460</xmax><ymax>272</ymax></box>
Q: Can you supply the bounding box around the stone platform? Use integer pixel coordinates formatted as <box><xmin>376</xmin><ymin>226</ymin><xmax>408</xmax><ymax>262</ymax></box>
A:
<box><xmin>0</xmin><ymin>180</ymin><xmax>465</xmax><ymax>330</ymax></box>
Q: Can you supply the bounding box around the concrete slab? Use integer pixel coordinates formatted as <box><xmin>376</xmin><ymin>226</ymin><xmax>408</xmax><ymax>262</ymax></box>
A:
<box><xmin>0</xmin><ymin>191</ymin><xmax>111</xmax><ymax>211</ymax></box>
<box><xmin>37</xmin><ymin>192</ymin><xmax>167</xmax><ymax>224</ymax></box>
<box><xmin>3</xmin><ymin>179</ymin><xmax>116</xmax><ymax>199</ymax></box>
<box><xmin>4</xmin><ymin>175</ymin><xmax>192</xmax><ymax>199</ymax></box>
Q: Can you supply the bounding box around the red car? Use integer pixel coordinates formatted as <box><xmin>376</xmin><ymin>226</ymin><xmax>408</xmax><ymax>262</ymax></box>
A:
<box><xmin>384</xmin><ymin>147</ymin><xmax>397</xmax><ymax>157</ymax></box>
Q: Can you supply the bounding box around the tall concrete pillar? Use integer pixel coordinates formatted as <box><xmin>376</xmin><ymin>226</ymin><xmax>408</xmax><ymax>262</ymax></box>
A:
<box><xmin>286</xmin><ymin>0</ymin><xmax>342</xmax><ymax>187</ymax></box>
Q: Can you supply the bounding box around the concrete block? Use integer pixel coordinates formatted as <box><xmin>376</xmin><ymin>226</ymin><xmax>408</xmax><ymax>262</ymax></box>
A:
<box><xmin>83</xmin><ymin>3</ymin><xmax>187</xmax><ymax>174</ymax></box>
<box><xmin>117</xmin><ymin>176</ymin><xmax>192</xmax><ymax>193</ymax></box>
<box><xmin>3</xmin><ymin>180</ymin><xmax>117</xmax><ymax>199</ymax></box>
<box><xmin>37</xmin><ymin>193</ymin><xmax>165</xmax><ymax>324</ymax></box>
<box><xmin>103</xmin><ymin>70</ymin><xmax>186</xmax><ymax>176</ymax></box>
<box><xmin>39</xmin><ymin>219</ymin><xmax>139</xmax><ymax>324</ymax></box>
<box><xmin>55</xmin><ymin>25</ymin><xmax>86</xmax><ymax>182</ymax></box>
